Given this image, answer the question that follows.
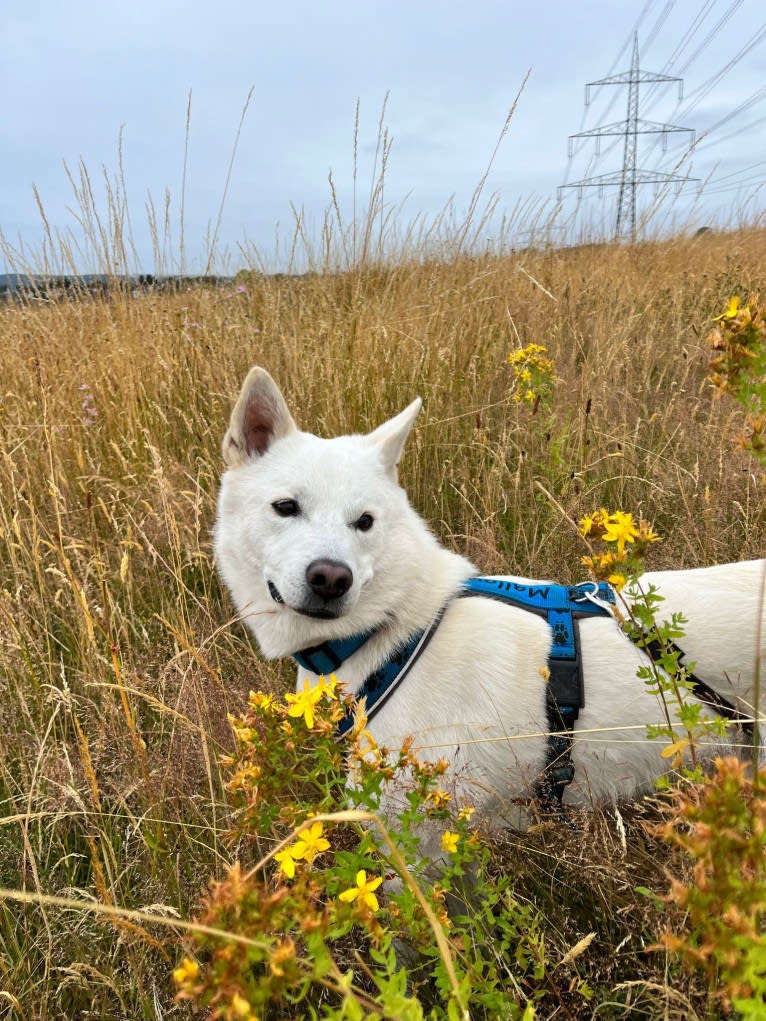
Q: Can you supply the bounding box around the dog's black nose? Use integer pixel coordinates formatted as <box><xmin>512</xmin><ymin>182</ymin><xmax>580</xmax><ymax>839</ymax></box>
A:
<box><xmin>306</xmin><ymin>559</ymin><xmax>353</xmax><ymax>601</ymax></box>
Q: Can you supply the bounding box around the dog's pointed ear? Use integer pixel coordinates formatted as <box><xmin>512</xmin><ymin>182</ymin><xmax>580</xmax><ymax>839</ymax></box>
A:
<box><xmin>222</xmin><ymin>367</ymin><xmax>298</xmax><ymax>467</ymax></box>
<box><xmin>366</xmin><ymin>398</ymin><xmax>422</xmax><ymax>477</ymax></box>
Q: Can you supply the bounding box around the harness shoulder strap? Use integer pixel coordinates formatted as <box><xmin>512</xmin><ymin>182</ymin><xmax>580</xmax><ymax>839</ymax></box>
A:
<box><xmin>461</xmin><ymin>577</ymin><xmax>617</xmax><ymax>712</ymax></box>
<box><xmin>460</xmin><ymin>577</ymin><xmax>619</xmax><ymax>822</ymax></box>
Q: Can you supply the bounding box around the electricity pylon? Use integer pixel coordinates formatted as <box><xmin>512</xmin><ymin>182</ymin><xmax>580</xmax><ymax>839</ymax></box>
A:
<box><xmin>559</xmin><ymin>34</ymin><xmax>696</xmax><ymax>241</ymax></box>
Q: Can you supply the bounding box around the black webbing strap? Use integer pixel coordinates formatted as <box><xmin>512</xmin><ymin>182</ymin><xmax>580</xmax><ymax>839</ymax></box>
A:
<box><xmin>639</xmin><ymin>634</ymin><xmax>753</xmax><ymax>736</ymax></box>
<box><xmin>534</xmin><ymin>700</ymin><xmax>577</xmax><ymax>825</ymax></box>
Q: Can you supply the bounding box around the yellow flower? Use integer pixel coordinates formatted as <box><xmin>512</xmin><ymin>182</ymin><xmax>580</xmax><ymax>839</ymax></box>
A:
<box><xmin>581</xmin><ymin>549</ymin><xmax>623</xmax><ymax>580</ymax></box>
<box><xmin>320</xmin><ymin>673</ymin><xmax>339</xmax><ymax>698</ymax></box>
<box><xmin>457</xmin><ymin>805</ymin><xmax>476</xmax><ymax>821</ymax></box>
<box><xmin>172</xmin><ymin>956</ymin><xmax>200</xmax><ymax>986</ymax></box>
<box><xmin>441</xmin><ymin>830</ymin><xmax>460</xmax><ymax>854</ymax></box>
<box><xmin>269</xmin><ymin>937</ymin><xmax>296</xmax><ymax>977</ymax></box>
<box><xmin>291</xmin><ymin>821</ymin><xmax>330</xmax><ymax>863</ymax></box>
<box><xmin>608</xmin><ymin>572</ymin><xmax>628</xmax><ymax>592</ymax></box>
<box><xmin>636</xmin><ymin>519</ymin><xmax>661</xmax><ymax>546</ymax></box>
<box><xmin>579</xmin><ymin>512</ymin><xmax>596</xmax><ymax>537</ymax></box>
<box><xmin>230</xmin><ymin>992</ymin><xmax>255</xmax><ymax>1018</ymax></box>
<box><xmin>274</xmin><ymin>847</ymin><xmax>299</xmax><ymax>879</ymax></box>
<box><xmin>661</xmin><ymin>736</ymin><xmax>690</xmax><ymax>770</ymax></box>
<box><xmin>602</xmin><ymin>511</ymin><xmax>639</xmax><ymax>553</ymax></box>
<box><xmin>427</xmin><ymin>789</ymin><xmax>452</xmax><ymax>809</ymax></box>
<box><xmin>724</xmin><ymin>295</ymin><xmax>741</xmax><ymax>319</ymax></box>
<box><xmin>249</xmin><ymin>690</ymin><xmax>277</xmax><ymax>712</ymax></box>
<box><xmin>285</xmin><ymin>680</ymin><xmax>325</xmax><ymax>728</ymax></box>
<box><xmin>579</xmin><ymin>507</ymin><xmax>613</xmax><ymax>540</ymax></box>
<box><xmin>339</xmin><ymin>869</ymin><xmax>383</xmax><ymax>912</ymax></box>
<box><xmin>284</xmin><ymin>675</ymin><xmax>339</xmax><ymax>728</ymax></box>
<box><xmin>355</xmin><ymin>727</ymin><xmax>378</xmax><ymax>755</ymax></box>
<box><xmin>226</xmin><ymin>763</ymin><xmax>262</xmax><ymax>792</ymax></box>
<box><xmin>274</xmin><ymin>821</ymin><xmax>330</xmax><ymax>878</ymax></box>
<box><xmin>229</xmin><ymin>721</ymin><xmax>256</xmax><ymax>743</ymax></box>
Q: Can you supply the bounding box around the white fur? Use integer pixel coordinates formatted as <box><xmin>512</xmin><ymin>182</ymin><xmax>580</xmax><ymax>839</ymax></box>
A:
<box><xmin>215</xmin><ymin>367</ymin><xmax>766</xmax><ymax>824</ymax></box>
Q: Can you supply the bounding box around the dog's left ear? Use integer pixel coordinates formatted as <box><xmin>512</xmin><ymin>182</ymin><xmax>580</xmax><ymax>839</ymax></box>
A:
<box><xmin>366</xmin><ymin>398</ymin><xmax>422</xmax><ymax>478</ymax></box>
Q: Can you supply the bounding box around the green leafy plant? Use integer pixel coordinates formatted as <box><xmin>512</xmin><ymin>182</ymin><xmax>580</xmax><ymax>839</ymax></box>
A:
<box><xmin>172</xmin><ymin>677</ymin><xmax>575</xmax><ymax>1020</ymax></box>
<box><xmin>708</xmin><ymin>294</ymin><xmax>766</xmax><ymax>763</ymax></box>
<box><xmin>575</xmin><ymin>391</ymin><xmax>766</xmax><ymax>1016</ymax></box>
<box><xmin>578</xmin><ymin>508</ymin><xmax>731</xmax><ymax>781</ymax></box>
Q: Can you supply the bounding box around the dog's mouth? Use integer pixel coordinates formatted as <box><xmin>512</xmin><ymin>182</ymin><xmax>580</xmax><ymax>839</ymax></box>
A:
<box><xmin>267</xmin><ymin>580</ymin><xmax>343</xmax><ymax>620</ymax></box>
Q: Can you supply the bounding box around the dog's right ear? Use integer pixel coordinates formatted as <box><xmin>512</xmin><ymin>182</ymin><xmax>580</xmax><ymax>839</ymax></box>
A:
<box><xmin>222</xmin><ymin>367</ymin><xmax>298</xmax><ymax>467</ymax></box>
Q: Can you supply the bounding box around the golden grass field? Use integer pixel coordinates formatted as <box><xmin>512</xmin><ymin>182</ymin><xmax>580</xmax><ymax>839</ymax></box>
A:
<box><xmin>1</xmin><ymin>224</ymin><xmax>766</xmax><ymax>1017</ymax></box>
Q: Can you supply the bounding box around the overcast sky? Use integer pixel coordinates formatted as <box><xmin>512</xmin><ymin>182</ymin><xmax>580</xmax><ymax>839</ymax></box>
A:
<box><xmin>2</xmin><ymin>1</ymin><xmax>765</xmax><ymax>274</ymax></box>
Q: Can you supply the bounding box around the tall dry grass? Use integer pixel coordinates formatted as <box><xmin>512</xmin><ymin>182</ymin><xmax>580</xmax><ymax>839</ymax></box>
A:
<box><xmin>1</xmin><ymin>213</ymin><xmax>766</xmax><ymax>1017</ymax></box>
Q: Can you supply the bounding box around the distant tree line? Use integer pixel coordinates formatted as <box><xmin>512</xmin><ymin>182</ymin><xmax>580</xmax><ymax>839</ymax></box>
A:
<box><xmin>0</xmin><ymin>274</ymin><xmax>234</xmax><ymax>300</ymax></box>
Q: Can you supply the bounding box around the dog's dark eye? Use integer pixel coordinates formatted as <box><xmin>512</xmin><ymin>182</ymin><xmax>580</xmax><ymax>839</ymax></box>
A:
<box><xmin>272</xmin><ymin>499</ymin><xmax>300</xmax><ymax>517</ymax></box>
<box><xmin>354</xmin><ymin>512</ymin><xmax>374</xmax><ymax>532</ymax></box>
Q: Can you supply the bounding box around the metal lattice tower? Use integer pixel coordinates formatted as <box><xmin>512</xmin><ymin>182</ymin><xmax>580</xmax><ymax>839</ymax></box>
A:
<box><xmin>559</xmin><ymin>35</ymin><xmax>697</xmax><ymax>241</ymax></box>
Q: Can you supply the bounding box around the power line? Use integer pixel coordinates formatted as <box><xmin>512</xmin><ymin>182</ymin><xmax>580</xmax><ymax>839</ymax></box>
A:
<box><xmin>699</xmin><ymin>110</ymin><xmax>766</xmax><ymax>153</ymax></box>
<box><xmin>640</xmin><ymin>0</ymin><xmax>729</xmax><ymax>115</ymax></box>
<box><xmin>710</xmin><ymin>156</ymin><xmax>766</xmax><ymax>184</ymax></box>
<box><xmin>562</xmin><ymin>0</ymin><xmax>658</xmax><ymax>179</ymax></box>
<box><xmin>643</xmin><ymin>0</ymin><xmax>677</xmax><ymax>53</ymax></box>
<box><xmin>577</xmin><ymin>1</ymin><xmax>717</xmax><ymax>174</ymax></box>
<box><xmin>679</xmin><ymin>20</ymin><xmax>766</xmax><ymax>117</ymax></box>
<box><xmin>675</xmin><ymin>0</ymin><xmax>744</xmax><ymax>75</ymax></box>
<box><xmin>695</xmin><ymin>84</ymin><xmax>766</xmax><ymax>142</ymax></box>
<box><xmin>705</xmin><ymin>176</ymin><xmax>766</xmax><ymax>196</ymax></box>
<box><xmin>558</xmin><ymin>34</ymin><xmax>697</xmax><ymax>240</ymax></box>
<box><xmin>639</xmin><ymin>6</ymin><xmax>764</xmax><ymax>168</ymax></box>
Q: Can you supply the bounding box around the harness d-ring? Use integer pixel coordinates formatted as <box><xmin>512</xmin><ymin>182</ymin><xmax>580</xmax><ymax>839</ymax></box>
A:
<box><xmin>576</xmin><ymin>581</ymin><xmax>619</xmax><ymax>618</ymax></box>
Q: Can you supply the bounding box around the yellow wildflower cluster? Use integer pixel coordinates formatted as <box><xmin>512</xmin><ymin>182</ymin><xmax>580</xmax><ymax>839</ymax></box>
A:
<box><xmin>426</xmin><ymin>788</ymin><xmax>452</xmax><ymax>809</ymax></box>
<box><xmin>579</xmin><ymin>508</ymin><xmax>660</xmax><ymax>591</ymax></box>
<box><xmin>172</xmin><ymin>955</ymin><xmax>200</xmax><ymax>990</ymax></box>
<box><xmin>225</xmin><ymin>675</ymin><xmax>346</xmax><ymax>800</ymax></box>
<box><xmin>285</xmin><ymin>674</ymin><xmax>338</xmax><ymax>728</ymax></box>
<box><xmin>274</xmin><ymin>820</ymin><xmax>331</xmax><ymax>878</ymax></box>
<box><xmin>248</xmin><ymin>690</ymin><xmax>277</xmax><ymax>712</ymax></box>
<box><xmin>708</xmin><ymin>295</ymin><xmax>766</xmax><ymax>456</ymax></box>
<box><xmin>708</xmin><ymin>294</ymin><xmax>766</xmax><ymax>393</ymax></box>
<box><xmin>507</xmin><ymin>342</ymin><xmax>556</xmax><ymax>406</ymax></box>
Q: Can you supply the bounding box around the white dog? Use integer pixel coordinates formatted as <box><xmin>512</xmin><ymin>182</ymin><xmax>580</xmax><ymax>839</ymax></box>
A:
<box><xmin>215</xmin><ymin>367</ymin><xmax>764</xmax><ymax>825</ymax></box>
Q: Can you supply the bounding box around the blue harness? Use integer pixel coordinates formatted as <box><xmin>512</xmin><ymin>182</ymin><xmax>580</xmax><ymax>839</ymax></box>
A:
<box><xmin>292</xmin><ymin>576</ymin><xmax>617</xmax><ymax>817</ymax></box>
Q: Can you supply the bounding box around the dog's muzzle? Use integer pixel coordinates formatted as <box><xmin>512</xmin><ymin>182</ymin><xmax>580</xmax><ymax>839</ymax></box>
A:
<box><xmin>267</xmin><ymin>577</ymin><xmax>348</xmax><ymax>620</ymax></box>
